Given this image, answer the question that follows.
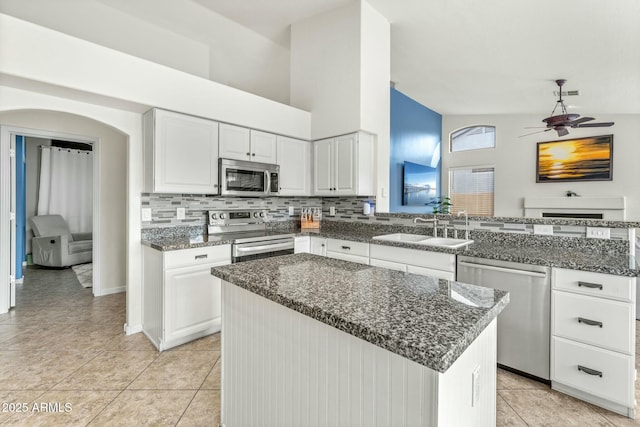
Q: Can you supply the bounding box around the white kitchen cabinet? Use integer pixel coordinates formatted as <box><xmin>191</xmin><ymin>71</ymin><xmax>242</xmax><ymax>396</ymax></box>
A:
<box><xmin>294</xmin><ymin>236</ymin><xmax>310</xmax><ymax>254</ymax></box>
<box><xmin>143</xmin><ymin>108</ymin><xmax>219</xmax><ymax>194</ymax></box>
<box><xmin>277</xmin><ymin>136</ymin><xmax>311</xmax><ymax>195</ymax></box>
<box><xmin>551</xmin><ymin>267</ymin><xmax>636</xmax><ymax>418</ymax></box>
<box><xmin>310</xmin><ymin>236</ymin><xmax>327</xmax><ymax>256</ymax></box>
<box><xmin>325</xmin><ymin>238</ymin><xmax>369</xmax><ymax>264</ymax></box>
<box><xmin>219</xmin><ymin>123</ymin><xmax>277</xmax><ymax>164</ymax></box>
<box><xmin>369</xmin><ymin>244</ymin><xmax>456</xmax><ymax>280</ymax></box>
<box><xmin>313</xmin><ymin>132</ymin><xmax>375</xmax><ymax>196</ymax></box>
<box><xmin>142</xmin><ymin>244</ymin><xmax>231</xmax><ymax>351</ymax></box>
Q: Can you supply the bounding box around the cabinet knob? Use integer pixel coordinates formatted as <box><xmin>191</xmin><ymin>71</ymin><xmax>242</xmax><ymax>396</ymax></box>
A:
<box><xmin>246</xmin><ymin>152</ymin><xmax>251</xmax><ymax>156</ymax></box>
<box><xmin>252</xmin><ymin>153</ymin><xmax>256</xmax><ymax>156</ymax></box>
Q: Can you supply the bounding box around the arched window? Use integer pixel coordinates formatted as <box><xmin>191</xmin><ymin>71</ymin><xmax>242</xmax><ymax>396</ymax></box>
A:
<box><xmin>450</xmin><ymin>125</ymin><xmax>495</xmax><ymax>152</ymax></box>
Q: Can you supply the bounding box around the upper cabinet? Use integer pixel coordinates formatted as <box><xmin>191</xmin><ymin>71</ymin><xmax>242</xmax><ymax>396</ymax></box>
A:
<box><xmin>313</xmin><ymin>132</ymin><xmax>375</xmax><ymax>196</ymax></box>
<box><xmin>277</xmin><ymin>136</ymin><xmax>311</xmax><ymax>196</ymax></box>
<box><xmin>143</xmin><ymin>108</ymin><xmax>219</xmax><ymax>194</ymax></box>
<box><xmin>219</xmin><ymin>123</ymin><xmax>277</xmax><ymax>164</ymax></box>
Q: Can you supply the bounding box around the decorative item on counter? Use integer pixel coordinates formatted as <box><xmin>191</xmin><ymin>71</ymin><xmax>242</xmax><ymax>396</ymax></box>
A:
<box><xmin>431</xmin><ymin>196</ymin><xmax>452</xmax><ymax>214</ymax></box>
<box><xmin>363</xmin><ymin>201</ymin><xmax>373</xmax><ymax>215</ymax></box>
<box><xmin>301</xmin><ymin>207</ymin><xmax>321</xmax><ymax>229</ymax></box>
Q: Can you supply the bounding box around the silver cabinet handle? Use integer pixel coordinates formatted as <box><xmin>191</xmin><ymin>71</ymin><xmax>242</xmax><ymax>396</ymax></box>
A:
<box><xmin>578</xmin><ymin>317</ymin><xmax>603</xmax><ymax>328</ymax></box>
<box><xmin>578</xmin><ymin>365</ymin><xmax>602</xmax><ymax>377</ymax></box>
<box><xmin>341</xmin><ymin>246</ymin><xmax>351</xmax><ymax>250</ymax></box>
<box><xmin>457</xmin><ymin>261</ymin><xmax>547</xmax><ymax>278</ymax></box>
<box><xmin>195</xmin><ymin>254</ymin><xmax>208</xmax><ymax>260</ymax></box>
<box><xmin>578</xmin><ymin>281</ymin><xmax>603</xmax><ymax>290</ymax></box>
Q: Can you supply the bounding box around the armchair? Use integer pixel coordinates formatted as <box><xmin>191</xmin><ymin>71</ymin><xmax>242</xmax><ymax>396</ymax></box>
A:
<box><xmin>29</xmin><ymin>215</ymin><xmax>92</xmax><ymax>267</ymax></box>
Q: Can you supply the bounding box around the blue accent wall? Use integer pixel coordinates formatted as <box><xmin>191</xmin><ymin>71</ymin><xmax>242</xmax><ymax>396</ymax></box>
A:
<box><xmin>16</xmin><ymin>135</ymin><xmax>26</xmax><ymax>280</ymax></box>
<box><xmin>389</xmin><ymin>88</ymin><xmax>442</xmax><ymax>213</ymax></box>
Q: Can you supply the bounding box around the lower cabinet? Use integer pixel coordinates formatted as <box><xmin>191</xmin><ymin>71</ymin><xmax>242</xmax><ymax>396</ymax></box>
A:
<box><xmin>370</xmin><ymin>244</ymin><xmax>456</xmax><ymax>280</ymax></box>
<box><xmin>310</xmin><ymin>236</ymin><xmax>327</xmax><ymax>256</ymax></box>
<box><xmin>551</xmin><ymin>267</ymin><xmax>636</xmax><ymax>418</ymax></box>
<box><xmin>326</xmin><ymin>238</ymin><xmax>369</xmax><ymax>264</ymax></box>
<box><xmin>142</xmin><ymin>244</ymin><xmax>231</xmax><ymax>351</ymax></box>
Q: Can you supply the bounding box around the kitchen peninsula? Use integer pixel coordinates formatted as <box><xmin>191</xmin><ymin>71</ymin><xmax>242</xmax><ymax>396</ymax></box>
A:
<box><xmin>211</xmin><ymin>253</ymin><xmax>509</xmax><ymax>426</ymax></box>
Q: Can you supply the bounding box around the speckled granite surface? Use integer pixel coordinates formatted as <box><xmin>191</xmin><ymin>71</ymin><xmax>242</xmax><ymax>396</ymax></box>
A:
<box><xmin>211</xmin><ymin>253</ymin><xmax>509</xmax><ymax>373</ymax></box>
<box><xmin>142</xmin><ymin>234</ymin><xmax>233</xmax><ymax>251</ymax></box>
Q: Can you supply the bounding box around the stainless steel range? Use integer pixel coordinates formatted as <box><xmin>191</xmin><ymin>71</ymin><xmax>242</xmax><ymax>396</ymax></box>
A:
<box><xmin>208</xmin><ymin>209</ymin><xmax>294</xmax><ymax>263</ymax></box>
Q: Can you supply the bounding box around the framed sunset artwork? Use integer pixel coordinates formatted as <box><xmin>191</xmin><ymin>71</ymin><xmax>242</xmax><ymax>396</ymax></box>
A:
<box><xmin>536</xmin><ymin>135</ymin><xmax>613</xmax><ymax>182</ymax></box>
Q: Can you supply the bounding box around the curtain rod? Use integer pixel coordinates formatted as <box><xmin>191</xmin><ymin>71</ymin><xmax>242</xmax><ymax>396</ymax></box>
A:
<box><xmin>38</xmin><ymin>145</ymin><xmax>92</xmax><ymax>154</ymax></box>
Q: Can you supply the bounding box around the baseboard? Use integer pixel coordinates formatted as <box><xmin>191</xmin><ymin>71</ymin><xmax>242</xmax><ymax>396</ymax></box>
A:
<box><xmin>96</xmin><ymin>286</ymin><xmax>126</xmax><ymax>296</ymax></box>
<box><xmin>125</xmin><ymin>323</ymin><xmax>143</xmax><ymax>335</ymax></box>
<box><xmin>552</xmin><ymin>381</ymin><xmax>635</xmax><ymax>418</ymax></box>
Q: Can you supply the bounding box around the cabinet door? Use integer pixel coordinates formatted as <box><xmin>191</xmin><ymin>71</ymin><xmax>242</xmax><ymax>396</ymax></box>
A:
<box><xmin>164</xmin><ymin>263</ymin><xmax>222</xmax><ymax>344</ymax></box>
<box><xmin>294</xmin><ymin>236</ymin><xmax>311</xmax><ymax>254</ymax></box>
<box><xmin>310</xmin><ymin>237</ymin><xmax>327</xmax><ymax>256</ymax></box>
<box><xmin>219</xmin><ymin>123</ymin><xmax>251</xmax><ymax>161</ymax></box>
<box><xmin>313</xmin><ymin>138</ymin><xmax>333</xmax><ymax>195</ymax></box>
<box><xmin>277</xmin><ymin>136</ymin><xmax>311</xmax><ymax>195</ymax></box>
<box><xmin>250</xmin><ymin>130</ymin><xmax>277</xmax><ymax>164</ymax></box>
<box><xmin>333</xmin><ymin>134</ymin><xmax>357</xmax><ymax>195</ymax></box>
<box><xmin>154</xmin><ymin>109</ymin><xmax>219</xmax><ymax>193</ymax></box>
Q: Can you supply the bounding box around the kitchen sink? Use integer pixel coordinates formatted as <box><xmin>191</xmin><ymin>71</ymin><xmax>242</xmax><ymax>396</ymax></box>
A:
<box><xmin>419</xmin><ymin>237</ymin><xmax>474</xmax><ymax>249</ymax></box>
<box><xmin>372</xmin><ymin>233</ymin><xmax>430</xmax><ymax>243</ymax></box>
<box><xmin>373</xmin><ymin>233</ymin><xmax>474</xmax><ymax>249</ymax></box>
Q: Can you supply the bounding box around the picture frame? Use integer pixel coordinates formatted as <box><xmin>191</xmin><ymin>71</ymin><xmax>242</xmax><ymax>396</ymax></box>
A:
<box><xmin>536</xmin><ymin>135</ymin><xmax>613</xmax><ymax>183</ymax></box>
<box><xmin>402</xmin><ymin>161</ymin><xmax>438</xmax><ymax>205</ymax></box>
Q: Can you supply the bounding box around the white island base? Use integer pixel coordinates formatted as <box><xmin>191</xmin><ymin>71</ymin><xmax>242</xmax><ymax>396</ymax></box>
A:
<box><xmin>221</xmin><ymin>282</ymin><xmax>498</xmax><ymax>427</ymax></box>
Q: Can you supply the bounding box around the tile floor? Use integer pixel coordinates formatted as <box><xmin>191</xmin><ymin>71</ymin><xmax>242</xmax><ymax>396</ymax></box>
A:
<box><xmin>0</xmin><ymin>266</ymin><xmax>637</xmax><ymax>426</ymax></box>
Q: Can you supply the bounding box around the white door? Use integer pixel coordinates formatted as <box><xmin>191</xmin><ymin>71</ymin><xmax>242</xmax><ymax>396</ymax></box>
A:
<box><xmin>313</xmin><ymin>138</ymin><xmax>333</xmax><ymax>195</ymax></box>
<box><xmin>250</xmin><ymin>130</ymin><xmax>277</xmax><ymax>164</ymax></box>
<box><xmin>9</xmin><ymin>135</ymin><xmax>16</xmax><ymax>307</ymax></box>
<box><xmin>164</xmin><ymin>263</ymin><xmax>222</xmax><ymax>343</ymax></box>
<box><xmin>219</xmin><ymin>123</ymin><xmax>251</xmax><ymax>161</ymax></box>
<box><xmin>277</xmin><ymin>136</ymin><xmax>310</xmax><ymax>196</ymax></box>
<box><xmin>333</xmin><ymin>134</ymin><xmax>356</xmax><ymax>195</ymax></box>
<box><xmin>155</xmin><ymin>110</ymin><xmax>219</xmax><ymax>193</ymax></box>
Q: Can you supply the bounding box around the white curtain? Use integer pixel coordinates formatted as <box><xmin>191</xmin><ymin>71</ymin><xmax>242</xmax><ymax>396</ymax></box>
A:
<box><xmin>37</xmin><ymin>146</ymin><xmax>93</xmax><ymax>233</ymax></box>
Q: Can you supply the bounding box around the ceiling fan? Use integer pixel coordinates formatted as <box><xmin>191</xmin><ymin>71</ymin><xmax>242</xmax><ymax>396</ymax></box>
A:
<box><xmin>520</xmin><ymin>79</ymin><xmax>614</xmax><ymax>137</ymax></box>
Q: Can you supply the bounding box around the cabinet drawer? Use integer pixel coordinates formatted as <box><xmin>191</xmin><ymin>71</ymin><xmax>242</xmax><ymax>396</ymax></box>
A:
<box><xmin>370</xmin><ymin>244</ymin><xmax>455</xmax><ymax>273</ymax></box>
<box><xmin>165</xmin><ymin>245</ymin><xmax>231</xmax><ymax>269</ymax></box>
<box><xmin>553</xmin><ymin>291</ymin><xmax>633</xmax><ymax>354</ymax></box>
<box><xmin>552</xmin><ymin>337</ymin><xmax>634</xmax><ymax>406</ymax></box>
<box><xmin>553</xmin><ymin>268</ymin><xmax>634</xmax><ymax>302</ymax></box>
<box><xmin>326</xmin><ymin>239</ymin><xmax>369</xmax><ymax>257</ymax></box>
<box><xmin>326</xmin><ymin>251</ymin><xmax>369</xmax><ymax>265</ymax></box>
<box><xmin>407</xmin><ymin>265</ymin><xmax>455</xmax><ymax>281</ymax></box>
<box><xmin>370</xmin><ymin>258</ymin><xmax>407</xmax><ymax>272</ymax></box>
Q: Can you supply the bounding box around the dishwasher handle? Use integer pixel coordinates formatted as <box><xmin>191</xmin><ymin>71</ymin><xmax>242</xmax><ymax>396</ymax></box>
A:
<box><xmin>458</xmin><ymin>261</ymin><xmax>548</xmax><ymax>278</ymax></box>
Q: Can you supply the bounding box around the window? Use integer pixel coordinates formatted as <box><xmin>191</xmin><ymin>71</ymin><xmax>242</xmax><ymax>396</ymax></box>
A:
<box><xmin>449</xmin><ymin>167</ymin><xmax>494</xmax><ymax>216</ymax></box>
<box><xmin>450</xmin><ymin>126</ymin><xmax>495</xmax><ymax>152</ymax></box>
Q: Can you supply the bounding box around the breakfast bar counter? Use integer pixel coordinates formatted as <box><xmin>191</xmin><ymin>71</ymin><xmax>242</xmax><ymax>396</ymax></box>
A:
<box><xmin>211</xmin><ymin>253</ymin><xmax>509</xmax><ymax>426</ymax></box>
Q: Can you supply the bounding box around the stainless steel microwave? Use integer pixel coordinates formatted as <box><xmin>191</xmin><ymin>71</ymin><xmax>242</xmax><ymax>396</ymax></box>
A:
<box><xmin>219</xmin><ymin>158</ymin><xmax>280</xmax><ymax>196</ymax></box>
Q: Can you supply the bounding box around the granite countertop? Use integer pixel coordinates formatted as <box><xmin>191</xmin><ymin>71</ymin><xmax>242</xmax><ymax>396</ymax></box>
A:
<box><xmin>211</xmin><ymin>253</ymin><xmax>509</xmax><ymax>373</ymax></box>
<box><xmin>142</xmin><ymin>234</ymin><xmax>234</xmax><ymax>251</ymax></box>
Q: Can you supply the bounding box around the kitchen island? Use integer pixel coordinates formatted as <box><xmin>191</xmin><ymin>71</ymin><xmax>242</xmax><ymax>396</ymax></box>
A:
<box><xmin>211</xmin><ymin>253</ymin><xmax>509</xmax><ymax>426</ymax></box>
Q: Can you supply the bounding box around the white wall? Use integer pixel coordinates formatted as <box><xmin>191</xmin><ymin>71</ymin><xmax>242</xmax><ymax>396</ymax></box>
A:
<box><xmin>0</xmin><ymin>0</ymin><xmax>211</xmax><ymax>79</ymax></box>
<box><xmin>442</xmin><ymin>114</ymin><xmax>640</xmax><ymax>219</ymax></box>
<box><xmin>0</xmin><ymin>110</ymin><xmax>128</xmax><ymax>295</ymax></box>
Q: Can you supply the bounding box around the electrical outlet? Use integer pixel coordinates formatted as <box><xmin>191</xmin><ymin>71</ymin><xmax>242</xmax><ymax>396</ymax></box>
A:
<box><xmin>329</xmin><ymin>206</ymin><xmax>336</xmax><ymax>216</ymax></box>
<box><xmin>533</xmin><ymin>224</ymin><xmax>554</xmax><ymax>235</ymax></box>
<box><xmin>288</xmin><ymin>206</ymin><xmax>295</xmax><ymax>216</ymax></box>
<box><xmin>141</xmin><ymin>208</ymin><xmax>152</xmax><ymax>222</ymax></box>
<box><xmin>586</xmin><ymin>227</ymin><xmax>610</xmax><ymax>239</ymax></box>
<box><xmin>176</xmin><ymin>207</ymin><xmax>186</xmax><ymax>220</ymax></box>
<box><xmin>472</xmin><ymin>366</ymin><xmax>480</xmax><ymax>407</ymax></box>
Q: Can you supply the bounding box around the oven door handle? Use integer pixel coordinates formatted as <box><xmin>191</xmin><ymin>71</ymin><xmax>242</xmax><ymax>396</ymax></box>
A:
<box><xmin>234</xmin><ymin>241</ymin><xmax>294</xmax><ymax>257</ymax></box>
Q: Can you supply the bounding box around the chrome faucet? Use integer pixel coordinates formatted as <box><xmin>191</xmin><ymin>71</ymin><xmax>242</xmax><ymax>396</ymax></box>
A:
<box><xmin>456</xmin><ymin>210</ymin><xmax>469</xmax><ymax>240</ymax></box>
<box><xmin>413</xmin><ymin>217</ymin><xmax>438</xmax><ymax>237</ymax></box>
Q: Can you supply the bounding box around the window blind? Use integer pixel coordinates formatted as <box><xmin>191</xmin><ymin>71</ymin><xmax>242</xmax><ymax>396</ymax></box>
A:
<box><xmin>449</xmin><ymin>167</ymin><xmax>494</xmax><ymax>216</ymax></box>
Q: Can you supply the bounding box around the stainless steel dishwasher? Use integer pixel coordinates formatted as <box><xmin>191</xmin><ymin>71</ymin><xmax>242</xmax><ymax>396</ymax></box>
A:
<box><xmin>457</xmin><ymin>256</ymin><xmax>551</xmax><ymax>381</ymax></box>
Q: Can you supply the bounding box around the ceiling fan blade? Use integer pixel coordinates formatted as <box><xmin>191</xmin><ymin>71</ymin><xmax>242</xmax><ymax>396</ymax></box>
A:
<box><xmin>568</xmin><ymin>117</ymin><xmax>595</xmax><ymax>126</ymax></box>
<box><xmin>574</xmin><ymin>122</ymin><xmax>615</xmax><ymax>128</ymax></box>
<box><xmin>556</xmin><ymin>127</ymin><xmax>569</xmax><ymax>137</ymax></box>
<box><xmin>518</xmin><ymin>129</ymin><xmax>551</xmax><ymax>138</ymax></box>
<box><xmin>524</xmin><ymin>126</ymin><xmax>549</xmax><ymax>129</ymax></box>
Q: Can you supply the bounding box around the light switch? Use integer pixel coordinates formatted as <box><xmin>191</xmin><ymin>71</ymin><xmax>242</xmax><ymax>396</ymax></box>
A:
<box><xmin>176</xmin><ymin>207</ymin><xmax>186</xmax><ymax>220</ymax></box>
<box><xmin>288</xmin><ymin>206</ymin><xmax>295</xmax><ymax>216</ymax></box>
<box><xmin>141</xmin><ymin>208</ymin><xmax>152</xmax><ymax>222</ymax></box>
<box><xmin>533</xmin><ymin>224</ymin><xmax>553</xmax><ymax>235</ymax></box>
<box><xmin>329</xmin><ymin>206</ymin><xmax>336</xmax><ymax>216</ymax></box>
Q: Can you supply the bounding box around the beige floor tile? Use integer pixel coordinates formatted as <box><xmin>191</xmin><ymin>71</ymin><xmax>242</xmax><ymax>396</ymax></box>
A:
<box><xmin>128</xmin><ymin>350</ymin><xmax>220</xmax><ymax>390</ymax></box>
<box><xmin>496</xmin><ymin>393</ymin><xmax>527</xmax><ymax>427</ymax></box>
<box><xmin>201</xmin><ymin>356</ymin><xmax>221</xmax><ymax>390</ymax></box>
<box><xmin>170</xmin><ymin>332</ymin><xmax>221</xmax><ymax>351</ymax></box>
<box><xmin>0</xmin><ymin>350</ymin><xmax>99</xmax><ymax>390</ymax></box>
<box><xmin>107</xmin><ymin>332</ymin><xmax>158</xmax><ymax>351</ymax></box>
<box><xmin>500</xmin><ymin>388</ymin><xmax>615</xmax><ymax>426</ymax></box>
<box><xmin>177</xmin><ymin>389</ymin><xmax>221</xmax><ymax>426</ymax></box>
<box><xmin>4</xmin><ymin>390</ymin><xmax>119</xmax><ymax>426</ymax></box>
<box><xmin>497</xmin><ymin>367</ymin><xmax>548</xmax><ymax>391</ymax></box>
<box><xmin>0</xmin><ymin>391</ymin><xmax>47</xmax><ymax>423</ymax></box>
<box><xmin>53</xmin><ymin>351</ymin><xmax>159</xmax><ymax>390</ymax></box>
<box><xmin>89</xmin><ymin>390</ymin><xmax>196</xmax><ymax>426</ymax></box>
